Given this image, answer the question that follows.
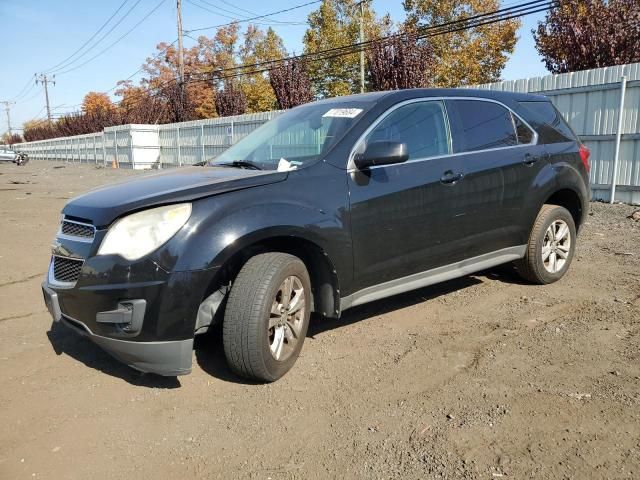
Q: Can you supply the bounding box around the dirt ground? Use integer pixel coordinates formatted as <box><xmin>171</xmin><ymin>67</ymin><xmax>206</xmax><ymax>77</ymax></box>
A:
<box><xmin>0</xmin><ymin>161</ymin><xmax>639</xmax><ymax>480</ymax></box>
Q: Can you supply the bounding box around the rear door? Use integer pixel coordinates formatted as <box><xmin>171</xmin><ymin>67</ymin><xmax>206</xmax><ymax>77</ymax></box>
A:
<box><xmin>444</xmin><ymin>99</ymin><xmax>544</xmax><ymax>252</ymax></box>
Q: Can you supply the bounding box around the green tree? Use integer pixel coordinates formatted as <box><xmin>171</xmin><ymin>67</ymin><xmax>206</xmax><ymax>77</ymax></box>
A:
<box><xmin>303</xmin><ymin>0</ymin><xmax>390</xmax><ymax>98</ymax></box>
<box><xmin>240</xmin><ymin>26</ymin><xmax>287</xmax><ymax>112</ymax></box>
<box><xmin>403</xmin><ymin>0</ymin><xmax>519</xmax><ymax>86</ymax></box>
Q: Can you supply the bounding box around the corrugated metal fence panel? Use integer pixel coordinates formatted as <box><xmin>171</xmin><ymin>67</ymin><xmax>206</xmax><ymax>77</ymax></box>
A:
<box><xmin>157</xmin><ymin>111</ymin><xmax>283</xmax><ymax>166</ymax></box>
<box><xmin>470</xmin><ymin>63</ymin><xmax>640</xmax><ymax>190</ymax></box>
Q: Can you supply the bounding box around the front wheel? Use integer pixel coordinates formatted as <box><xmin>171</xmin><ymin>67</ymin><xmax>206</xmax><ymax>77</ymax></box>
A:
<box><xmin>515</xmin><ymin>204</ymin><xmax>577</xmax><ymax>284</ymax></box>
<box><xmin>223</xmin><ymin>252</ymin><xmax>311</xmax><ymax>382</ymax></box>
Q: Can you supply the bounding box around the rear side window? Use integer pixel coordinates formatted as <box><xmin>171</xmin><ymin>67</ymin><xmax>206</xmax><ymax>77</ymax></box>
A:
<box><xmin>517</xmin><ymin>101</ymin><xmax>577</xmax><ymax>143</ymax></box>
<box><xmin>366</xmin><ymin>100</ymin><xmax>451</xmax><ymax>160</ymax></box>
<box><xmin>445</xmin><ymin>100</ymin><xmax>518</xmax><ymax>153</ymax></box>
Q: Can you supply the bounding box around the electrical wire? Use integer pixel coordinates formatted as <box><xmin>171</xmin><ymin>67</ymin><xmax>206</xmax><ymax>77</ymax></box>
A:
<box><xmin>44</xmin><ymin>0</ymin><xmax>131</xmax><ymax>73</ymax></box>
<box><xmin>7</xmin><ymin>76</ymin><xmax>36</xmax><ymax>101</ymax></box>
<box><xmin>197</xmin><ymin>0</ymin><xmax>555</xmax><ymax>77</ymax></box>
<box><xmin>47</xmin><ymin>0</ymin><xmax>144</xmax><ymax>74</ymax></box>
<box><xmin>55</xmin><ymin>0</ymin><xmax>168</xmax><ymax>76</ymax></box>
<box><xmin>190</xmin><ymin>0</ymin><xmax>306</xmax><ymax>25</ymax></box>
<box><xmin>187</xmin><ymin>0</ymin><xmax>321</xmax><ymax>33</ymax></box>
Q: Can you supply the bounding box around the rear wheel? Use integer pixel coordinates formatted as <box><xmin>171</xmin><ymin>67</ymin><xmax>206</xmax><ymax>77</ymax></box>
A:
<box><xmin>222</xmin><ymin>252</ymin><xmax>311</xmax><ymax>382</ymax></box>
<box><xmin>515</xmin><ymin>204</ymin><xmax>576</xmax><ymax>284</ymax></box>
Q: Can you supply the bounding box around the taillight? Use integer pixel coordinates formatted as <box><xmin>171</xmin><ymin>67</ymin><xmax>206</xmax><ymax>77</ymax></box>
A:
<box><xmin>579</xmin><ymin>144</ymin><xmax>590</xmax><ymax>173</ymax></box>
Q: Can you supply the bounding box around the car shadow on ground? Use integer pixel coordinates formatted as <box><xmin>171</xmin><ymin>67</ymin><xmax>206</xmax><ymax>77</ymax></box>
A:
<box><xmin>193</xmin><ymin>327</ymin><xmax>262</xmax><ymax>386</ymax></box>
<box><xmin>308</xmin><ymin>274</ymin><xmax>483</xmax><ymax>337</ymax></box>
<box><xmin>46</xmin><ymin>321</ymin><xmax>181</xmax><ymax>389</ymax></box>
<box><xmin>45</xmin><ymin>265</ymin><xmax>525</xmax><ymax>387</ymax></box>
<box><xmin>195</xmin><ymin>272</ymin><xmax>487</xmax><ymax>384</ymax></box>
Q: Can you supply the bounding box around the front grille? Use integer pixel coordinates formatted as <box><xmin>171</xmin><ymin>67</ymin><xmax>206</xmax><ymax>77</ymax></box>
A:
<box><xmin>53</xmin><ymin>256</ymin><xmax>84</xmax><ymax>283</ymax></box>
<box><xmin>61</xmin><ymin>220</ymin><xmax>95</xmax><ymax>239</ymax></box>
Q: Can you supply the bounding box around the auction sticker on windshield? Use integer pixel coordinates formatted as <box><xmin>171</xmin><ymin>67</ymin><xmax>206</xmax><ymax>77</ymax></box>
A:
<box><xmin>322</xmin><ymin>108</ymin><xmax>363</xmax><ymax>118</ymax></box>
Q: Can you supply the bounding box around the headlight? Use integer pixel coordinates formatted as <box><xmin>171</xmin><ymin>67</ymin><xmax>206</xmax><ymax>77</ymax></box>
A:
<box><xmin>97</xmin><ymin>203</ymin><xmax>192</xmax><ymax>261</ymax></box>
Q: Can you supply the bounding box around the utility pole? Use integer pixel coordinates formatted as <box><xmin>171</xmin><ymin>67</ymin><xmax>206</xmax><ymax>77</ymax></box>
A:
<box><xmin>176</xmin><ymin>0</ymin><xmax>185</xmax><ymax>89</ymax></box>
<box><xmin>1</xmin><ymin>101</ymin><xmax>15</xmax><ymax>136</ymax></box>
<box><xmin>358</xmin><ymin>0</ymin><xmax>366</xmax><ymax>93</ymax></box>
<box><xmin>35</xmin><ymin>74</ymin><xmax>55</xmax><ymax>124</ymax></box>
<box><xmin>176</xmin><ymin>0</ymin><xmax>186</xmax><ymax>120</ymax></box>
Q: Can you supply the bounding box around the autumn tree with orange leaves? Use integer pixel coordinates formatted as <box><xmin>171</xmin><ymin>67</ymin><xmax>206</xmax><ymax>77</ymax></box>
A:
<box><xmin>82</xmin><ymin>92</ymin><xmax>116</xmax><ymax>116</ymax></box>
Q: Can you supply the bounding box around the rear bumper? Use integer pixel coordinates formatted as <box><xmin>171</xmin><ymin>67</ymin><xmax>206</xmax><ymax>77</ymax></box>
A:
<box><xmin>43</xmin><ymin>280</ymin><xmax>195</xmax><ymax>376</ymax></box>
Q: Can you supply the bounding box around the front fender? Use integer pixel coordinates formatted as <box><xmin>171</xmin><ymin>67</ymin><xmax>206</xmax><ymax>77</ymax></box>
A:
<box><xmin>151</xmin><ymin>164</ymin><xmax>352</xmax><ymax>291</ymax></box>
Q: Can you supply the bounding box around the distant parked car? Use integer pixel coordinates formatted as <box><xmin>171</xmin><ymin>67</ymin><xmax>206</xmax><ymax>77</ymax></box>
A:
<box><xmin>42</xmin><ymin>89</ymin><xmax>590</xmax><ymax>381</ymax></box>
<box><xmin>0</xmin><ymin>145</ymin><xmax>28</xmax><ymax>165</ymax></box>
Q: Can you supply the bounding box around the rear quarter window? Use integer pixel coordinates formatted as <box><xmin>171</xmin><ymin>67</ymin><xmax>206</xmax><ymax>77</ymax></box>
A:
<box><xmin>517</xmin><ymin>101</ymin><xmax>577</xmax><ymax>144</ymax></box>
<box><xmin>445</xmin><ymin>100</ymin><xmax>518</xmax><ymax>153</ymax></box>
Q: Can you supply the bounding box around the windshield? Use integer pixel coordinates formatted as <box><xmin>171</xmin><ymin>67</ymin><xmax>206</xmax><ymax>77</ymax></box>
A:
<box><xmin>209</xmin><ymin>100</ymin><xmax>372</xmax><ymax>170</ymax></box>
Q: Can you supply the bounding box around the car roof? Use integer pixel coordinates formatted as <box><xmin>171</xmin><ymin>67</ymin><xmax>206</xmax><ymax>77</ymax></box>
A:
<box><xmin>314</xmin><ymin>88</ymin><xmax>547</xmax><ymax>104</ymax></box>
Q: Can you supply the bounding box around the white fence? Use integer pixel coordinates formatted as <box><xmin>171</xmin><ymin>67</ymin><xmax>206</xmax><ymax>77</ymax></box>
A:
<box><xmin>14</xmin><ymin>62</ymin><xmax>640</xmax><ymax>203</ymax></box>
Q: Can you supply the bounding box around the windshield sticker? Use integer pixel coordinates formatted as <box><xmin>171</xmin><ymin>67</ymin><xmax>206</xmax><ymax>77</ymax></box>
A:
<box><xmin>322</xmin><ymin>108</ymin><xmax>363</xmax><ymax>119</ymax></box>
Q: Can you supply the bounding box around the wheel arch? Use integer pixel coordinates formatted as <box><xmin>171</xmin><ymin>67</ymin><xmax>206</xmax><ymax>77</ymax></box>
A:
<box><xmin>543</xmin><ymin>187</ymin><xmax>585</xmax><ymax>231</ymax></box>
<box><xmin>199</xmin><ymin>230</ymin><xmax>342</xmax><ymax>332</ymax></box>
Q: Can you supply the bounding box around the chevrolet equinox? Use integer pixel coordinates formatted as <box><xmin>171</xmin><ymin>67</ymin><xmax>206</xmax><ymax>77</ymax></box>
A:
<box><xmin>42</xmin><ymin>89</ymin><xmax>590</xmax><ymax>381</ymax></box>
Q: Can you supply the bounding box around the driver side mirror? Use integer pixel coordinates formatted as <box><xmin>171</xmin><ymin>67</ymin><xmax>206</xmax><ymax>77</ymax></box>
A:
<box><xmin>354</xmin><ymin>141</ymin><xmax>409</xmax><ymax>170</ymax></box>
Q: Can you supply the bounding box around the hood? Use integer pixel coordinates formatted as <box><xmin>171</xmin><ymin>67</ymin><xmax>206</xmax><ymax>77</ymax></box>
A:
<box><xmin>63</xmin><ymin>166</ymin><xmax>287</xmax><ymax>226</ymax></box>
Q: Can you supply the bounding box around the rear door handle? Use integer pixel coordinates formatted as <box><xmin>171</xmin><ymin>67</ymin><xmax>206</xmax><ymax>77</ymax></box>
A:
<box><xmin>440</xmin><ymin>170</ymin><xmax>464</xmax><ymax>185</ymax></box>
<box><xmin>523</xmin><ymin>153</ymin><xmax>540</xmax><ymax>165</ymax></box>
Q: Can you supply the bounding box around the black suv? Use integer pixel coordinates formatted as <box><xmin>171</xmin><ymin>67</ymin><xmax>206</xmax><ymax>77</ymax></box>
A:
<box><xmin>42</xmin><ymin>89</ymin><xmax>590</xmax><ymax>381</ymax></box>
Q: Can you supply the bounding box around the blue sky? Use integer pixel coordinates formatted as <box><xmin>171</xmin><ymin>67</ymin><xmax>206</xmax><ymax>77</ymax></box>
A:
<box><xmin>0</xmin><ymin>0</ymin><xmax>549</xmax><ymax>133</ymax></box>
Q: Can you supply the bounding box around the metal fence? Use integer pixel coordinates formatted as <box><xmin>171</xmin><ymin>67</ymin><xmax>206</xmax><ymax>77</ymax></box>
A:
<box><xmin>471</xmin><ymin>63</ymin><xmax>640</xmax><ymax>203</ymax></box>
<box><xmin>158</xmin><ymin>111</ymin><xmax>281</xmax><ymax>166</ymax></box>
<box><xmin>13</xmin><ymin>62</ymin><xmax>640</xmax><ymax>202</ymax></box>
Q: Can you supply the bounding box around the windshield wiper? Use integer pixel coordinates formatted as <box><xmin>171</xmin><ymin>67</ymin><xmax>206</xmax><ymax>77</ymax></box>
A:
<box><xmin>216</xmin><ymin>160</ymin><xmax>262</xmax><ymax>170</ymax></box>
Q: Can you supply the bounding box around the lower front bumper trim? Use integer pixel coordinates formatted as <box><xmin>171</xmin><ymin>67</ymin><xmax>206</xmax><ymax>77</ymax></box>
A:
<box><xmin>60</xmin><ymin>317</ymin><xmax>193</xmax><ymax>376</ymax></box>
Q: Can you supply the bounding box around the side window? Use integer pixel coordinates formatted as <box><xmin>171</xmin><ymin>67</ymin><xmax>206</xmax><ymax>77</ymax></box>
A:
<box><xmin>445</xmin><ymin>100</ymin><xmax>518</xmax><ymax>153</ymax></box>
<box><xmin>365</xmin><ymin>101</ymin><xmax>451</xmax><ymax>161</ymax></box>
<box><xmin>512</xmin><ymin>113</ymin><xmax>534</xmax><ymax>144</ymax></box>
<box><xmin>517</xmin><ymin>101</ymin><xmax>576</xmax><ymax>143</ymax></box>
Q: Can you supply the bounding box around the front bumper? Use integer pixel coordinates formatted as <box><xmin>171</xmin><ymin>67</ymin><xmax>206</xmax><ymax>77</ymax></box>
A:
<box><xmin>43</xmin><ymin>282</ymin><xmax>194</xmax><ymax>376</ymax></box>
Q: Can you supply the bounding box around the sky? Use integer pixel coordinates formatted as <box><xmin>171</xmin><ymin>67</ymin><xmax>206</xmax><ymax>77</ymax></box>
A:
<box><xmin>0</xmin><ymin>0</ymin><xmax>549</xmax><ymax>134</ymax></box>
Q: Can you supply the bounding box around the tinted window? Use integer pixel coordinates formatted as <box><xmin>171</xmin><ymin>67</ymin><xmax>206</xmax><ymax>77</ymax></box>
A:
<box><xmin>512</xmin><ymin>113</ymin><xmax>534</xmax><ymax>144</ymax></box>
<box><xmin>517</xmin><ymin>101</ymin><xmax>576</xmax><ymax>143</ymax></box>
<box><xmin>446</xmin><ymin>100</ymin><xmax>517</xmax><ymax>153</ymax></box>
<box><xmin>365</xmin><ymin>101</ymin><xmax>450</xmax><ymax>160</ymax></box>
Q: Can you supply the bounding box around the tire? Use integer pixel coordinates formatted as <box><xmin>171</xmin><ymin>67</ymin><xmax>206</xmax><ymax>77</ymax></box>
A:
<box><xmin>223</xmin><ymin>252</ymin><xmax>311</xmax><ymax>382</ymax></box>
<box><xmin>515</xmin><ymin>204</ymin><xmax>577</xmax><ymax>284</ymax></box>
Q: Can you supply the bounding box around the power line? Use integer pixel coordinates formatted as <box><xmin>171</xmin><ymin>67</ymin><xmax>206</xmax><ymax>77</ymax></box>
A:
<box><xmin>44</xmin><ymin>0</ymin><xmax>132</xmax><ymax>73</ymax></box>
<box><xmin>7</xmin><ymin>76</ymin><xmax>36</xmax><ymax>102</ymax></box>
<box><xmin>199</xmin><ymin>0</ymin><xmax>555</xmax><ymax>78</ymax></box>
<box><xmin>47</xmin><ymin>0</ymin><xmax>144</xmax><ymax>74</ymax></box>
<box><xmin>54</xmin><ymin>0</ymin><xmax>168</xmax><ymax>76</ymax></box>
<box><xmin>187</xmin><ymin>0</ymin><xmax>305</xmax><ymax>26</ymax></box>
<box><xmin>187</xmin><ymin>0</ymin><xmax>321</xmax><ymax>33</ymax></box>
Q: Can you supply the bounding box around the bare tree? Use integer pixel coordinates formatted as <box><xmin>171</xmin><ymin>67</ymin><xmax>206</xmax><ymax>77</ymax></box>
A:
<box><xmin>215</xmin><ymin>80</ymin><xmax>247</xmax><ymax>117</ymax></box>
<box><xmin>367</xmin><ymin>31</ymin><xmax>434</xmax><ymax>91</ymax></box>
<box><xmin>269</xmin><ymin>58</ymin><xmax>314</xmax><ymax>109</ymax></box>
<box><xmin>533</xmin><ymin>0</ymin><xmax>640</xmax><ymax>74</ymax></box>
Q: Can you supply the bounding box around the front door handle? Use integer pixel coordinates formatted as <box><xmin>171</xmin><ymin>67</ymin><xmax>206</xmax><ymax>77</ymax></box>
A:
<box><xmin>440</xmin><ymin>170</ymin><xmax>464</xmax><ymax>184</ymax></box>
<box><xmin>523</xmin><ymin>153</ymin><xmax>540</xmax><ymax>165</ymax></box>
